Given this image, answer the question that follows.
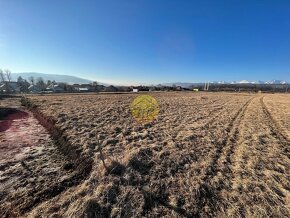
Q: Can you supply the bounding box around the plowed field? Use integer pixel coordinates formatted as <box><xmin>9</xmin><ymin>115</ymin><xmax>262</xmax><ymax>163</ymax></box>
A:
<box><xmin>0</xmin><ymin>93</ymin><xmax>289</xmax><ymax>217</ymax></box>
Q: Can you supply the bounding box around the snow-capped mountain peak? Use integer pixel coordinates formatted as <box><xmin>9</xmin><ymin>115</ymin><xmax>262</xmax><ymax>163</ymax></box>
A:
<box><xmin>265</xmin><ymin>80</ymin><xmax>287</xmax><ymax>84</ymax></box>
<box><xmin>231</xmin><ymin>79</ymin><xmax>288</xmax><ymax>84</ymax></box>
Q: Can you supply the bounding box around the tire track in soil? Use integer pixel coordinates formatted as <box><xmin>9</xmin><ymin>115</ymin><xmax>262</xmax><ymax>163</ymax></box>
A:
<box><xmin>162</xmin><ymin>96</ymin><xmax>246</xmax><ymax>146</ymax></box>
<box><xmin>259</xmin><ymin>96</ymin><xmax>290</xmax><ymax>210</ymax></box>
<box><xmin>260</xmin><ymin>96</ymin><xmax>290</xmax><ymax>169</ymax></box>
<box><xmin>159</xmin><ymin>97</ymin><xmax>235</xmax><ymax>142</ymax></box>
<box><xmin>194</xmin><ymin>96</ymin><xmax>255</xmax><ymax>217</ymax></box>
<box><xmin>160</xmin><ymin>97</ymin><xmax>248</xmax><ymax>179</ymax></box>
<box><xmin>198</xmin><ymin>97</ymin><xmax>240</xmax><ymax>131</ymax></box>
<box><xmin>114</xmin><ymin>95</ymin><xmax>250</xmax><ymax>217</ymax></box>
<box><xmin>226</xmin><ymin>96</ymin><xmax>290</xmax><ymax>217</ymax></box>
<box><xmin>146</xmin><ymin>96</ymin><xmax>253</xmax><ymax>217</ymax></box>
<box><xmin>261</xmin><ymin>96</ymin><xmax>290</xmax><ymax>143</ymax></box>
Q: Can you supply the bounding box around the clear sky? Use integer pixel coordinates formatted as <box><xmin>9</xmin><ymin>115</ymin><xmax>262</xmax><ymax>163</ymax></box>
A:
<box><xmin>0</xmin><ymin>0</ymin><xmax>290</xmax><ymax>85</ymax></box>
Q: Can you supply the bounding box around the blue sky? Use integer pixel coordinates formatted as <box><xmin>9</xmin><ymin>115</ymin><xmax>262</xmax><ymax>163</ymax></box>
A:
<box><xmin>0</xmin><ymin>0</ymin><xmax>290</xmax><ymax>85</ymax></box>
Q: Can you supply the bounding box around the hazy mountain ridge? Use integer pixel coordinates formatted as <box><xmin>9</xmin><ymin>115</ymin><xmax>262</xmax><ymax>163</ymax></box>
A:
<box><xmin>11</xmin><ymin>72</ymin><xmax>110</xmax><ymax>85</ymax></box>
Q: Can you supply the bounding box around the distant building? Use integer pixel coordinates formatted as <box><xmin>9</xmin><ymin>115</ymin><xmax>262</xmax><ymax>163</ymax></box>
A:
<box><xmin>96</xmin><ymin>84</ymin><xmax>106</xmax><ymax>92</ymax></box>
<box><xmin>72</xmin><ymin>84</ymin><xmax>80</xmax><ymax>92</ymax></box>
<box><xmin>0</xmin><ymin>82</ymin><xmax>21</xmax><ymax>93</ymax></box>
<box><xmin>28</xmin><ymin>84</ymin><xmax>42</xmax><ymax>93</ymax></box>
<box><xmin>104</xmin><ymin>85</ymin><xmax>118</xmax><ymax>92</ymax></box>
<box><xmin>46</xmin><ymin>84</ymin><xmax>54</xmax><ymax>92</ymax></box>
<box><xmin>72</xmin><ymin>84</ymin><xmax>95</xmax><ymax>92</ymax></box>
<box><xmin>193</xmin><ymin>88</ymin><xmax>199</xmax><ymax>92</ymax></box>
<box><xmin>46</xmin><ymin>84</ymin><xmax>64</xmax><ymax>93</ymax></box>
<box><xmin>53</xmin><ymin>85</ymin><xmax>64</xmax><ymax>93</ymax></box>
<box><xmin>78</xmin><ymin>87</ymin><xmax>89</xmax><ymax>92</ymax></box>
<box><xmin>132</xmin><ymin>86</ymin><xmax>149</xmax><ymax>92</ymax></box>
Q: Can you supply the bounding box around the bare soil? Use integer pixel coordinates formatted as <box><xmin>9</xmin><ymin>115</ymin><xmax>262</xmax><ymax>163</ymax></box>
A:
<box><xmin>0</xmin><ymin>92</ymin><xmax>289</xmax><ymax>217</ymax></box>
<box><xmin>0</xmin><ymin>97</ymin><xmax>89</xmax><ymax>217</ymax></box>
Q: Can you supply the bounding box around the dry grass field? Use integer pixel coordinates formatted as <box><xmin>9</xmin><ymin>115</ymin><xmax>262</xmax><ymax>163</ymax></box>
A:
<box><xmin>0</xmin><ymin>92</ymin><xmax>289</xmax><ymax>217</ymax></box>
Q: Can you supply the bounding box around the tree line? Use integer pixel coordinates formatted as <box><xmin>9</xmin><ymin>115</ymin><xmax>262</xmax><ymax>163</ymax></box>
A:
<box><xmin>0</xmin><ymin>68</ymin><xmax>63</xmax><ymax>92</ymax></box>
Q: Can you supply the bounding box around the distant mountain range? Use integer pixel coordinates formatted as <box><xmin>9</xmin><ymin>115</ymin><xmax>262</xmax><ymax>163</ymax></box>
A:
<box><xmin>10</xmin><ymin>73</ymin><xmax>288</xmax><ymax>87</ymax></box>
<box><xmin>162</xmin><ymin>80</ymin><xmax>288</xmax><ymax>88</ymax></box>
<box><xmin>11</xmin><ymin>72</ymin><xmax>109</xmax><ymax>86</ymax></box>
<box><xmin>230</xmin><ymin>80</ymin><xmax>288</xmax><ymax>85</ymax></box>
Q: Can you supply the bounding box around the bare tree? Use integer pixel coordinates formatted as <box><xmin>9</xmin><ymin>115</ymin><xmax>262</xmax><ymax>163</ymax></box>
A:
<box><xmin>36</xmin><ymin>77</ymin><xmax>46</xmax><ymax>91</ymax></box>
<box><xmin>4</xmin><ymin>69</ymin><xmax>12</xmax><ymax>82</ymax></box>
<box><xmin>28</xmin><ymin>76</ymin><xmax>35</xmax><ymax>85</ymax></box>
<box><xmin>47</xmin><ymin>80</ymin><xmax>52</xmax><ymax>87</ymax></box>
<box><xmin>92</xmin><ymin>81</ymin><xmax>98</xmax><ymax>86</ymax></box>
<box><xmin>17</xmin><ymin>76</ymin><xmax>29</xmax><ymax>92</ymax></box>
<box><xmin>92</xmin><ymin>81</ymin><xmax>98</xmax><ymax>91</ymax></box>
<box><xmin>0</xmin><ymin>69</ymin><xmax>6</xmax><ymax>82</ymax></box>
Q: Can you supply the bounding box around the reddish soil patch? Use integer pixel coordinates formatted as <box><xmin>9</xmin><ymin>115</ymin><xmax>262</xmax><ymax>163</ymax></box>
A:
<box><xmin>0</xmin><ymin>97</ymin><xmax>92</xmax><ymax>217</ymax></box>
<box><xmin>0</xmin><ymin>109</ymin><xmax>29</xmax><ymax>132</ymax></box>
<box><xmin>0</xmin><ymin>109</ymin><xmax>47</xmax><ymax>164</ymax></box>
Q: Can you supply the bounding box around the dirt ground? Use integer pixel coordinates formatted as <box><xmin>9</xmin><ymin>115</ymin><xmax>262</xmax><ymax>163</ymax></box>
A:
<box><xmin>0</xmin><ymin>92</ymin><xmax>289</xmax><ymax>217</ymax></box>
<box><xmin>0</xmin><ymin>97</ymin><xmax>87</xmax><ymax>217</ymax></box>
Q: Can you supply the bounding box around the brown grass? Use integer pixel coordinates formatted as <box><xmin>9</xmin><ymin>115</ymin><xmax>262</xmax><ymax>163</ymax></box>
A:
<box><xmin>0</xmin><ymin>92</ymin><xmax>289</xmax><ymax>217</ymax></box>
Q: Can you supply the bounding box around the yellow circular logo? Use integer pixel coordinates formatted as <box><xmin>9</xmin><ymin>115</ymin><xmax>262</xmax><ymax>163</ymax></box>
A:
<box><xmin>130</xmin><ymin>95</ymin><xmax>159</xmax><ymax>124</ymax></box>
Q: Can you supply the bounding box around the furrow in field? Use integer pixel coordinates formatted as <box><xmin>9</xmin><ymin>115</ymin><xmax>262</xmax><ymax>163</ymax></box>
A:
<box><xmin>261</xmin><ymin>96</ymin><xmax>290</xmax><ymax>142</ymax></box>
<box><xmin>262</xmin><ymin>95</ymin><xmax>290</xmax><ymax>140</ymax></box>
<box><xmin>9</xmin><ymin>93</ymin><xmax>287</xmax><ymax>218</ymax></box>
<box><xmin>192</xmin><ymin>96</ymin><xmax>254</xmax><ymax>216</ymax></box>
<box><xmin>224</xmin><ymin>96</ymin><xmax>290</xmax><ymax>217</ymax></box>
<box><xmin>147</xmin><ymin>95</ymin><xmax>253</xmax><ymax>217</ymax></box>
